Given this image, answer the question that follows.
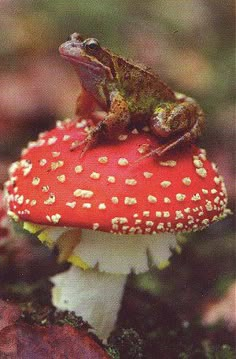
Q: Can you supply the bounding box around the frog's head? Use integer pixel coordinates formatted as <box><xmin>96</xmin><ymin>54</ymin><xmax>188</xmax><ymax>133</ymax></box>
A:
<box><xmin>59</xmin><ymin>33</ymin><xmax>116</xmax><ymax>86</ymax></box>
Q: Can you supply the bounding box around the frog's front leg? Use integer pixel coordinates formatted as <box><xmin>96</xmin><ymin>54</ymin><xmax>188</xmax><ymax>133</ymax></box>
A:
<box><xmin>149</xmin><ymin>96</ymin><xmax>205</xmax><ymax>156</ymax></box>
<box><xmin>71</xmin><ymin>91</ymin><xmax>130</xmax><ymax>153</ymax></box>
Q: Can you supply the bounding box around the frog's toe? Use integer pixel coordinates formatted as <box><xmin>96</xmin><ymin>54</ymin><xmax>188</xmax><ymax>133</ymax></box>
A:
<box><xmin>70</xmin><ymin>138</ymin><xmax>86</xmax><ymax>152</ymax></box>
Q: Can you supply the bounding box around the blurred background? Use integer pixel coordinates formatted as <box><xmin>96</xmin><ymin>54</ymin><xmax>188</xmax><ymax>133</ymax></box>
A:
<box><xmin>0</xmin><ymin>0</ymin><xmax>235</xmax><ymax>357</ymax></box>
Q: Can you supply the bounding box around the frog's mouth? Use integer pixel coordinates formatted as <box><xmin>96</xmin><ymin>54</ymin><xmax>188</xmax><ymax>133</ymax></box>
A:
<box><xmin>61</xmin><ymin>53</ymin><xmax>103</xmax><ymax>72</ymax></box>
<box><xmin>62</xmin><ymin>54</ymin><xmax>113</xmax><ymax>82</ymax></box>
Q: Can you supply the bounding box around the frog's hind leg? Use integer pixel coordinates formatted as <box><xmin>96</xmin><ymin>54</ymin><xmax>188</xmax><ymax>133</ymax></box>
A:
<box><xmin>138</xmin><ymin>116</ymin><xmax>204</xmax><ymax>163</ymax></box>
<box><xmin>150</xmin><ymin>98</ymin><xmax>204</xmax><ymax>155</ymax></box>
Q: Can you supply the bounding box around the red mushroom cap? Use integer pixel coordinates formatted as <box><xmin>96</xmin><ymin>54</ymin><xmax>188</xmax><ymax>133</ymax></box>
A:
<box><xmin>5</xmin><ymin>120</ymin><xmax>228</xmax><ymax>235</ymax></box>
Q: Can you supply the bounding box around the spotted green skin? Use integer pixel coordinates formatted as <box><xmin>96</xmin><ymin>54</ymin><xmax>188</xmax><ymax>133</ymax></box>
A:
<box><xmin>60</xmin><ymin>34</ymin><xmax>205</xmax><ymax>155</ymax></box>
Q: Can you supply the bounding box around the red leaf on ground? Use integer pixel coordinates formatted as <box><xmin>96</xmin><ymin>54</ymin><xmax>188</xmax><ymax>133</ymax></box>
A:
<box><xmin>0</xmin><ymin>300</ymin><xmax>21</xmax><ymax>331</ymax></box>
<box><xmin>0</xmin><ymin>321</ymin><xmax>109</xmax><ymax>358</ymax></box>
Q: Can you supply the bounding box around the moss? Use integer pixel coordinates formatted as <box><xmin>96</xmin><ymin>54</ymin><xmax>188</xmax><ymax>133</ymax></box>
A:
<box><xmin>108</xmin><ymin>328</ymin><xmax>143</xmax><ymax>359</ymax></box>
<box><xmin>106</xmin><ymin>346</ymin><xmax>120</xmax><ymax>359</ymax></box>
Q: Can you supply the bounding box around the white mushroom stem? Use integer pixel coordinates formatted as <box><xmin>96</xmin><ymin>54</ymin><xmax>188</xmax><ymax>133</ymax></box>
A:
<box><xmin>46</xmin><ymin>228</ymin><xmax>180</xmax><ymax>339</ymax></box>
<box><xmin>51</xmin><ymin>267</ymin><xmax>127</xmax><ymax>340</ymax></box>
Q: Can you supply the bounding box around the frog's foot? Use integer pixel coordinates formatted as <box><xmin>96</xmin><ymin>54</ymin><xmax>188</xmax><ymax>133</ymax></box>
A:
<box><xmin>136</xmin><ymin>130</ymin><xmax>194</xmax><ymax>163</ymax></box>
<box><xmin>70</xmin><ymin>129</ymin><xmax>99</xmax><ymax>156</ymax></box>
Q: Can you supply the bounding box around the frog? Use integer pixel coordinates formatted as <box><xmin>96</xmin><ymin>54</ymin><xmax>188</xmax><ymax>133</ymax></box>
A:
<box><xmin>59</xmin><ymin>33</ymin><xmax>205</xmax><ymax>157</ymax></box>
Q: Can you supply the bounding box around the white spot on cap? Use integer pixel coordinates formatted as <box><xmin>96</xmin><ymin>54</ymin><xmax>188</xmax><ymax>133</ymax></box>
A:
<box><xmin>42</xmin><ymin>185</ymin><xmax>50</xmax><ymax>192</ymax></box>
<box><xmin>125</xmin><ymin>179</ymin><xmax>137</xmax><ymax>186</ymax></box>
<box><xmin>74</xmin><ymin>189</ymin><xmax>94</xmax><ymax>198</ymax></box>
<box><xmin>57</xmin><ymin>175</ymin><xmax>66</xmax><ymax>183</ymax></box>
<box><xmin>51</xmin><ymin>214</ymin><xmax>61</xmax><ymax>224</ymax></box>
<box><xmin>147</xmin><ymin>195</ymin><xmax>157</xmax><ymax>203</ymax></box>
<box><xmin>205</xmin><ymin>202</ymin><xmax>213</xmax><ymax>211</ymax></box>
<box><xmin>98</xmin><ymin>203</ymin><xmax>106</xmax><ymax>210</ymax></box>
<box><xmin>23</xmin><ymin>164</ymin><xmax>32</xmax><ymax>176</ymax></box>
<box><xmin>124</xmin><ymin>197</ymin><xmax>137</xmax><ymax>205</ymax></box>
<box><xmin>176</xmin><ymin>193</ymin><xmax>186</xmax><ymax>201</ymax></box>
<box><xmin>163</xmin><ymin>211</ymin><xmax>170</xmax><ymax>218</ymax></box>
<box><xmin>44</xmin><ymin>193</ymin><xmax>56</xmax><ymax>205</ymax></box>
<box><xmin>146</xmin><ymin>221</ymin><xmax>154</xmax><ymax>227</ymax></box>
<box><xmin>16</xmin><ymin>195</ymin><xmax>24</xmax><ymax>205</ymax></box>
<box><xmin>143</xmin><ymin>211</ymin><xmax>150</xmax><ymax>217</ymax></box>
<box><xmin>75</xmin><ymin>165</ymin><xmax>83</xmax><ymax>173</ymax></box>
<box><xmin>107</xmin><ymin>176</ymin><xmax>116</xmax><ymax>183</ymax></box>
<box><xmin>52</xmin><ymin>151</ymin><xmax>61</xmax><ymax>158</ymax></box>
<box><xmin>214</xmin><ymin>177</ymin><xmax>221</xmax><ymax>185</ymax></box>
<box><xmin>143</xmin><ymin>172</ymin><xmax>153</xmax><ymax>178</ymax></box>
<box><xmin>202</xmin><ymin>189</ymin><xmax>208</xmax><ymax>194</ymax></box>
<box><xmin>157</xmin><ymin>223</ymin><xmax>164</xmax><ymax>230</ymax></box>
<box><xmin>160</xmin><ymin>181</ymin><xmax>171</xmax><ymax>188</ymax></box>
<box><xmin>164</xmin><ymin>197</ymin><xmax>171</xmax><ymax>203</ymax></box>
<box><xmin>82</xmin><ymin>203</ymin><xmax>92</xmax><ymax>209</ymax></box>
<box><xmin>111</xmin><ymin>217</ymin><xmax>128</xmax><ymax>224</ymax></box>
<box><xmin>90</xmin><ymin>172</ymin><xmax>101</xmax><ymax>180</ymax></box>
<box><xmin>182</xmin><ymin>177</ymin><xmax>191</xmax><ymax>186</ymax></box>
<box><xmin>196</xmin><ymin>168</ymin><xmax>207</xmax><ymax>178</ymax></box>
<box><xmin>48</xmin><ymin>137</ymin><xmax>57</xmax><ymax>145</ymax></box>
<box><xmin>193</xmin><ymin>159</ymin><xmax>203</xmax><ymax>168</ymax></box>
<box><xmin>32</xmin><ymin>177</ymin><xmax>40</xmax><ymax>186</ymax></box>
<box><xmin>184</xmin><ymin>207</ymin><xmax>191</xmax><ymax>213</ymax></box>
<box><xmin>156</xmin><ymin>211</ymin><xmax>162</xmax><ymax>217</ymax></box>
<box><xmin>51</xmin><ymin>161</ymin><xmax>64</xmax><ymax>171</ymax></box>
<box><xmin>160</xmin><ymin>160</ymin><xmax>177</xmax><ymax>167</ymax></box>
<box><xmin>30</xmin><ymin>200</ymin><xmax>37</xmax><ymax>206</ymax></box>
<box><xmin>62</xmin><ymin>135</ymin><xmax>70</xmax><ymax>141</ymax></box>
<box><xmin>175</xmin><ymin>210</ymin><xmax>184</xmax><ymax>219</ymax></box>
<box><xmin>118</xmin><ymin>158</ymin><xmax>129</xmax><ymax>166</ymax></box>
<box><xmin>98</xmin><ymin>156</ymin><xmax>108</xmax><ymax>164</ymax></box>
<box><xmin>214</xmin><ymin>196</ymin><xmax>220</xmax><ymax>204</ymax></box>
<box><xmin>191</xmin><ymin>193</ymin><xmax>201</xmax><ymax>201</ymax></box>
<box><xmin>39</xmin><ymin>159</ymin><xmax>47</xmax><ymax>166</ymax></box>
<box><xmin>66</xmin><ymin>201</ymin><xmax>76</xmax><ymax>208</ymax></box>
<box><xmin>111</xmin><ymin>197</ymin><xmax>119</xmax><ymax>204</ymax></box>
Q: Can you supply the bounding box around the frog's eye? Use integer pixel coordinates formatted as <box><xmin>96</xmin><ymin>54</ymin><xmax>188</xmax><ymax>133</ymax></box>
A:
<box><xmin>84</xmin><ymin>38</ymin><xmax>100</xmax><ymax>52</ymax></box>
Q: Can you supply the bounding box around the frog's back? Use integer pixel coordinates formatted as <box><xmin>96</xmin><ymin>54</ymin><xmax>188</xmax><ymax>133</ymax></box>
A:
<box><xmin>112</xmin><ymin>55</ymin><xmax>175</xmax><ymax>114</ymax></box>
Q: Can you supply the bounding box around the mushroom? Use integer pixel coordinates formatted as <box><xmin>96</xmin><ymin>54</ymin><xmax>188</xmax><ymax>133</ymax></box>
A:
<box><xmin>4</xmin><ymin>119</ymin><xmax>229</xmax><ymax>339</ymax></box>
